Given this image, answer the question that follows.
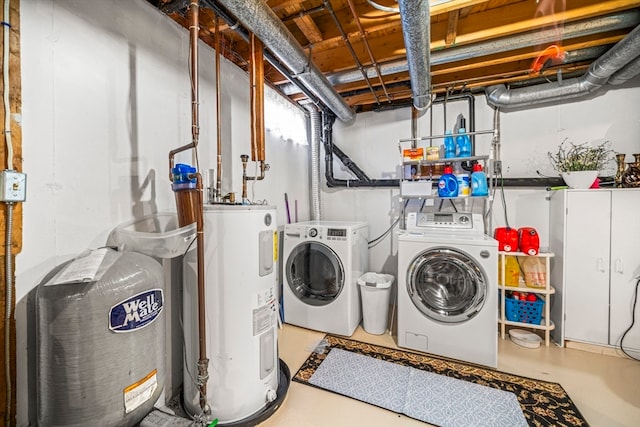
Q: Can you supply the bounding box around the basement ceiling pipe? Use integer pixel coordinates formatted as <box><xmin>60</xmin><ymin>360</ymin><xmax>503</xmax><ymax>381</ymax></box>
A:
<box><xmin>485</xmin><ymin>24</ymin><xmax>640</xmax><ymax>109</ymax></box>
<box><xmin>280</xmin><ymin>11</ymin><xmax>640</xmax><ymax>96</ymax></box>
<box><xmin>214</xmin><ymin>0</ymin><xmax>355</xmax><ymax>123</ymax></box>
<box><xmin>397</xmin><ymin>0</ymin><xmax>431</xmax><ymax>111</ymax></box>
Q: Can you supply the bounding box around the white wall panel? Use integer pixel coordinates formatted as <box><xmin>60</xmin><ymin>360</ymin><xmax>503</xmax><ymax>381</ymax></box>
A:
<box><xmin>16</xmin><ymin>1</ymin><xmax>309</xmax><ymax>424</ymax></box>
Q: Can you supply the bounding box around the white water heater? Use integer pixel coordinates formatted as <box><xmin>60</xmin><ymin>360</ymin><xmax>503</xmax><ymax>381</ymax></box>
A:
<box><xmin>183</xmin><ymin>205</ymin><xmax>279</xmax><ymax>423</ymax></box>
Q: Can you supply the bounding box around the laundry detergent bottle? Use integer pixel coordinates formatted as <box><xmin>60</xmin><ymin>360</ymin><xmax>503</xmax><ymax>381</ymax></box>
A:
<box><xmin>438</xmin><ymin>165</ymin><xmax>459</xmax><ymax>197</ymax></box>
<box><xmin>456</xmin><ymin>122</ymin><xmax>472</xmax><ymax>158</ymax></box>
<box><xmin>443</xmin><ymin>130</ymin><xmax>456</xmax><ymax>159</ymax></box>
<box><xmin>454</xmin><ymin>163</ymin><xmax>470</xmax><ymax>197</ymax></box>
<box><xmin>471</xmin><ymin>163</ymin><xmax>488</xmax><ymax>196</ymax></box>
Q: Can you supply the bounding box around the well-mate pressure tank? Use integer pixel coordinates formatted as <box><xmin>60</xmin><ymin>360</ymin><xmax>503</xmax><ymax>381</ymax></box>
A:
<box><xmin>182</xmin><ymin>205</ymin><xmax>280</xmax><ymax>424</ymax></box>
<box><xmin>36</xmin><ymin>248</ymin><xmax>166</xmax><ymax>427</ymax></box>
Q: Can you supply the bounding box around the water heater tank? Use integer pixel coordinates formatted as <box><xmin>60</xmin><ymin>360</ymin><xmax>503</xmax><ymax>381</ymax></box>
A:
<box><xmin>36</xmin><ymin>249</ymin><xmax>165</xmax><ymax>426</ymax></box>
<box><xmin>183</xmin><ymin>205</ymin><xmax>279</xmax><ymax>423</ymax></box>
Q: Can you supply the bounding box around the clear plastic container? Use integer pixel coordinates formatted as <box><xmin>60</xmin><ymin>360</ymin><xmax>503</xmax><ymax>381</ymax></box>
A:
<box><xmin>522</xmin><ymin>257</ymin><xmax>546</xmax><ymax>288</ymax></box>
<box><xmin>109</xmin><ymin>213</ymin><xmax>197</xmax><ymax>259</ymax></box>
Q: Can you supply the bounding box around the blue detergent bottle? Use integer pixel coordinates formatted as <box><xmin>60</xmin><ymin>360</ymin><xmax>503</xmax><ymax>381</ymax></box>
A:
<box><xmin>443</xmin><ymin>130</ymin><xmax>456</xmax><ymax>159</ymax></box>
<box><xmin>471</xmin><ymin>163</ymin><xmax>489</xmax><ymax>196</ymax></box>
<box><xmin>456</xmin><ymin>123</ymin><xmax>472</xmax><ymax>158</ymax></box>
<box><xmin>438</xmin><ymin>165</ymin><xmax>459</xmax><ymax>197</ymax></box>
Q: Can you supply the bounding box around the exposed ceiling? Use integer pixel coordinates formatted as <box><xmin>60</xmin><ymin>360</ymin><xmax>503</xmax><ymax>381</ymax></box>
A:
<box><xmin>149</xmin><ymin>0</ymin><xmax>640</xmax><ymax>115</ymax></box>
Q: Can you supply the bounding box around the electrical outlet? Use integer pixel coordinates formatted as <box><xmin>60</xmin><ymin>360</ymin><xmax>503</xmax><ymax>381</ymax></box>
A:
<box><xmin>0</xmin><ymin>170</ymin><xmax>27</xmax><ymax>202</ymax></box>
<box><xmin>493</xmin><ymin>160</ymin><xmax>502</xmax><ymax>175</ymax></box>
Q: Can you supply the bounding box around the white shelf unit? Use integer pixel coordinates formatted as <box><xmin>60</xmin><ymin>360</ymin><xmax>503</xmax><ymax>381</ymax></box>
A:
<box><xmin>399</xmin><ymin>154</ymin><xmax>492</xmax><ymax>199</ymax></box>
<box><xmin>498</xmin><ymin>251</ymin><xmax>556</xmax><ymax>346</ymax></box>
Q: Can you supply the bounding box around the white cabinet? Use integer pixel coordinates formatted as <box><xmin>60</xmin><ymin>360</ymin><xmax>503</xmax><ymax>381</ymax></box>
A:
<box><xmin>549</xmin><ymin>189</ymin><xmax>640</xmax><ymax>355</ymax></box>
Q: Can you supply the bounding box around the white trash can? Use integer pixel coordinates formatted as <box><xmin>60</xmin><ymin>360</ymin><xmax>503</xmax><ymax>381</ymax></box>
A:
<box><xmin>357</xmin><ymin>272</ymin><xmax>395</xmax><ymax>335</ymax></box>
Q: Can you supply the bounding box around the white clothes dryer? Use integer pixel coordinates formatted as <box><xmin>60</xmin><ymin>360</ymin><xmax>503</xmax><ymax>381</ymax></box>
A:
<box><xmin>397</xmin><ymin>212</ymin><xmax>498</xmax><ymax>368</ymax></box>
<box><xmin>283</xmin><ymin>221</ymin><xmax>368</xmax><ymax>336</ymax></box>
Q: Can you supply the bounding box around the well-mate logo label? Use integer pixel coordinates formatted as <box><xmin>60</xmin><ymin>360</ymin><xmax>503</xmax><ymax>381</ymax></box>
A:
<box><xmin>109</xmin><ymin>289</ymin><xmax>164</xmax><ymax>332</ymax></box>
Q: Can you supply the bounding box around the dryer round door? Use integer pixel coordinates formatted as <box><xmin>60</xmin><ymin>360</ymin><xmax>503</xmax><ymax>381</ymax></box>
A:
<box><xmin>286</xmin><ymin>241</ymin><xmax>345</xmax><ymax>307</ymax></box>
<box><xmin>407</xmin><ymin>247</ymin><xmax>487</xmax><ymax>323</ymax></box>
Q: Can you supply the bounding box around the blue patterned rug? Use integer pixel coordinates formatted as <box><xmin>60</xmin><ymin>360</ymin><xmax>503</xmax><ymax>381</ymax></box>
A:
<box><xmin>293</xmin><ymin>335</ymin><xmax>588</xmax><ymax>426</ymax></box>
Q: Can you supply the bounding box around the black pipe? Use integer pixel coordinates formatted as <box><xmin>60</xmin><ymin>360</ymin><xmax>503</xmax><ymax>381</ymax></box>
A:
<box><xmin>323</xmin><ymin>95</ymin><xmax>476</xmax><ymax>188</ymax></box>
<box><xmin>322</xmin><ymin>112</ymin><xmax>399</xmax><ymax>188</ymax></box>
<box><xmin>321</xmin><ymin>105</ymin><xmax>578</xmax><ymax>189</ymax></box>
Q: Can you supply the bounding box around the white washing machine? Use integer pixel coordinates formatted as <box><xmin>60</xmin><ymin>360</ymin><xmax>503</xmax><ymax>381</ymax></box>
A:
<box><xmin>283</xmin><ymin>221</ymin><xmax>368</xmax><ymax>336</ymax></box>
<box><xmin>397</xmin><ymin>212</ymin><xmax>498</xmax><ymax>368</ymax></box>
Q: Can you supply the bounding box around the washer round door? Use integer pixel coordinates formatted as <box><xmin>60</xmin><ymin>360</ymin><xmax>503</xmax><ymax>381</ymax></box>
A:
<box><xmin>286</xmin><ymin>241</ymin><xmax>344</xmax><ymax>307</ymax></box>
<box><xmin>407</xmin><ymin>247</ymin><xmax>487</xmax><ymax>323</ymax></box>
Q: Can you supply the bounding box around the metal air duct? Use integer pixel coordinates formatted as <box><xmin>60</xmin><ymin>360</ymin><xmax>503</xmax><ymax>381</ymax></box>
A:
<box><xmin>280</xmin><ymin>11</ymin><xmax>640</xmax><ymax>96</ymax></box>
<box><xmin>486</xmin><ymin>24</ymin><xmax>640</xmax><ymax>109</ymax></box>
<box><xmin>397</xmin><ymin>0</ymin><xmax>431</xmax><ymax>111</ymax></box>
<box><xmin>215</xmin><ymin>0</ymin><xmax>355</xmax><ymax>123</ymax></box>
<box><xmin>608</xmin><ymin>54</ymin><xmax>640</xmax><ymax>85</ymax></box>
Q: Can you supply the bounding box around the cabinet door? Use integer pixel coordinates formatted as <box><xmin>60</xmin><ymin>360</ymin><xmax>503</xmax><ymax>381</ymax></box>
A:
<box><xmin>609</xmin><ymin>190</ymin><xmax>640</xmax><ymax>352</ymax></box>
<box><xmin>564</xmin><ymin>191</ymin><xmax>611</xmax><ymax>344</ymax></box>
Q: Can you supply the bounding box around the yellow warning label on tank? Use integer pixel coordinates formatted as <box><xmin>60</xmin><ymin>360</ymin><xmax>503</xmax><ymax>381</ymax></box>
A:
<box><xmin>123</xmin><ymin>369</ymin><xmax>158</xmax><ymax>414</ymax></box>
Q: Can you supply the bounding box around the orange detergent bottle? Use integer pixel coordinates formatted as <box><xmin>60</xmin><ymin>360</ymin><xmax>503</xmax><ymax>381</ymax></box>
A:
<box><xmin>499</xmin><ymin>255</ymin><xmax>521</xmax><ymax>287</ymax></box>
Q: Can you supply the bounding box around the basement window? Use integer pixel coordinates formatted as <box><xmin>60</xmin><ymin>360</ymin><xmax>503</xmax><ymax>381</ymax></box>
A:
<box><xmin>265</xmin><ymin>87</ymin><xmax>307</xmax><ymax>145</ymax></box>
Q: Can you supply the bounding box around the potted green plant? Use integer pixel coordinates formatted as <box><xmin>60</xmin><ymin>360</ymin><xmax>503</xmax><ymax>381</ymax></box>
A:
<box><xmin>548</xmin><ymin>139</ymin><xmax>613</xmax><ymax>188</ymax></box>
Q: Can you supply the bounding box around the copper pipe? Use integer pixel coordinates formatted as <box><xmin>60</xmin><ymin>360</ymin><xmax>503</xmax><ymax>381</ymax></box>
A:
<box><xmin>215</xmin><ymin>13</ymin><xmax>223</xmax><ymax>202</ymax></box>
<box><xmin>250</xmin><ymin>32</ymin><xmax>265</xmax><ymax>162</ymax></box>
<box><xmin>168</xmin><ymin>0</ymin><xmax>201</xmax><ymax>176</ymax></box>
<box><xmin>243</xmin><ymin>32</ymin><xmax>268</xmax><ymax>192</ymax></box>
<box><xmin>167</xmin><ymin>0</ymin><xmax>209</xmax><ymax>410</ymax></box>
<box><xmin>194</xmin><ymin>172</ymin><xmax>208</xmax><ymax>411</ymax></box>
<box><xmin>241</xmin><ymin>154</ymin><xmax>249</xmax><ymax>202</ymax></box>
<box><xmin>345</xmin><ymin>0</ymin><xmax>392</xmax><ymax>102</ymax></box>
<box><xmin>189</xmin><ymin>0</ymin><xmax>208</xmax><ymax>411</ymax></box>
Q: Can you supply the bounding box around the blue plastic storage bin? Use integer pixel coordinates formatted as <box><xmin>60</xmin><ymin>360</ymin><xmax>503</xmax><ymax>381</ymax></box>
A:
<box><xmin>505</xmin><ymin>296</ymin><xmax>544</xmax><ymax>324</ymax></box>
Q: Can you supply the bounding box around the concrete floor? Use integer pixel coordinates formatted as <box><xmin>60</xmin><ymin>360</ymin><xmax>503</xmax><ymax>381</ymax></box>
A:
<box><xmin>259</xmin><ymin>324</ymin><xmax>640</xmax><ymax>427</ymax></box>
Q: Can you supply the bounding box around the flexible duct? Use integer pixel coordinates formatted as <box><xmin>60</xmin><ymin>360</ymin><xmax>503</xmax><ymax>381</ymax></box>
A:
<box><xmin>486</xmin><ymin>23</ymin><xmax>640</xmax><ymax>108</ymax></box>
<box><xmin>397</xmin><ymin>0</ymin><xmax>431</xmax><ymax>111</ymax></box>
<box><xmin>280</xmin><ymin>11</ymin><xmax>640</xmax><ymax>96</ymax></box>
<box><xmin>215</xmin><ymin>0</ymin><xmax>355</xmax><ymax>122</ymax></box>
<box><xmin>307</xmin><ymin>106</ymin><xmax>322</xmax><ymax>220</ymax></box>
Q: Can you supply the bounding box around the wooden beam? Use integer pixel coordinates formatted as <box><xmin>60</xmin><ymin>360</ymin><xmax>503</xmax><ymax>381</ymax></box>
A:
<box><xmin>445</xmin><ymin>10</ymin><xmax>459</xmax><ymax>46</ymax></box>
<box><xmin>294</xmin><ymin>15</ymin><xmax>323</xmax><ymax>44</ymax></box>
<box><xmin>430</xmin><ymin>0</ymin><xmax>640</xmax><ymax>49</ymax></box>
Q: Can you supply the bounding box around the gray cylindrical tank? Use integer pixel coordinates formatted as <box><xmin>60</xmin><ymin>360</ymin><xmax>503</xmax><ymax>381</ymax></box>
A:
<box><xmin>36</xmin><ymin>249</ymin><xmax>165</xmax><ymax>427</ymax></box>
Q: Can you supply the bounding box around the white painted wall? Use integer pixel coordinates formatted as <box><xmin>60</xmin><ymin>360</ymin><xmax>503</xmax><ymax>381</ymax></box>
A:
<box><xmin>15</xmin><ymin>1</ymin><xmax>309</xmax><ymax>425</ymax></box>
<box><xmin>324</xmin><ymin>84</ymin><xmax>640</xmax><ymax>279</ymax></box>
<box><xmin>11</xmin><ymin>0</ymin><xmax>640</xmax><ymax>425</ymax></box>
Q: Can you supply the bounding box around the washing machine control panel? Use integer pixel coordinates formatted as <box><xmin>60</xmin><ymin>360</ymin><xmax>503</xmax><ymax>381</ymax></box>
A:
<box><xmin>406</xmin><ymin>212</ymin><xmax>484</xmax><ymax>232</ymax></box>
